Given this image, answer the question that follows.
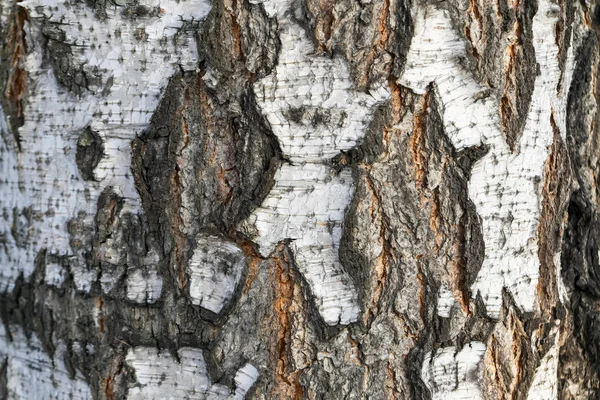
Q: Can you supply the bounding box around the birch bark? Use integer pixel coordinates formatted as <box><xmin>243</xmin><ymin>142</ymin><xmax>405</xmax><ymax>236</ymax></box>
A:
<box><xmin>1</xmin><ymin>0</ymin><xmax>599</xmax><ymax>398</ymax></box>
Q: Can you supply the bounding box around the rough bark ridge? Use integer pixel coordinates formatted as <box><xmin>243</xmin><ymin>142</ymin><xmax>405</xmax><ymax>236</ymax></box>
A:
<box><xmin>0</xmin><ymin>0</ymin><xmax>599</xmax><ymax>398</ymax></box>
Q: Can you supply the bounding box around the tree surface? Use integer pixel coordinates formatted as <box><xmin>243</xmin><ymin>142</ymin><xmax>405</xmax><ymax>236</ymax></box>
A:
<box><xmin>0</xmin><ymin>0</ymin><xmax>599</xmax><ymax>398</ymax></box>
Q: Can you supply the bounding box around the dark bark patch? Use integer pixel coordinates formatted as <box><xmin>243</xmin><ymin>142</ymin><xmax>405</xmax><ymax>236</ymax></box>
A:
<box><xmin>0</xmin><ymin>358</ymin><xmax>7</xmax><ymax>400</ymax></box>
<box><xmin>537</xmin><ymin>133</ymin><xmax>572</xmax><ymax>319</ymax></box>
<box><xmin>500</xmin><ymin>0</ymin><xmax>538</xmax><ymax>151</ymax></box>
<box><xmin>198</xmin><ymin>0</ymin><xmax>280</xmax><ymax>91</ymax></box>
<box><xmin>0</xmin><ymin>5</ymin><xmax>28</xmax><ymax>152</ymax></box>
<box><xmin>40</xmin><ymin>22</ymin><xmax>102</xmax><ymax>96</ymax></box>
<box><xmin>131</xmin><ymin>72</ymin><xmax>280</xmax><ymax>295</ymax></box>
<box><xmin>10</xmin><ymin>206</ymin><xmax>32</xmax><ymax>249</ymax></box>
<box><xmin>299</xmin><ymin>0</ymin><xmax>414</xmax><ymax>89</ymax></box>
<box><xmin>337</xmin><ymin>86</ymin><xmax>486</xmax><ymax>398</ymax></box>
<box><xmin>482</xmin><ymin>291</ymin><xmax>535</xmax><ymax>399</ymax></box>
<box><xmin>95</xmin><ymin>186</ymin><xmax>124</xmax><ymax>244</ymax></box>
<box><xmin>593</xmin><ymin>4</ymin><xmax>600</xmax><ymax>28</ymax></box>
<box><xmin>76</xmin><ymin>126</ymin><xmax>104</xmax><ymax>181</ymax></box>
<box><xmin>121</xmin><ymin>4</ymin><xmax>163</xmax><ymax>20</ymax></box>
<box><xmin>560</xmin><ymin>30</ymin><xmax>600</xmax><ymax>397</ymax></box>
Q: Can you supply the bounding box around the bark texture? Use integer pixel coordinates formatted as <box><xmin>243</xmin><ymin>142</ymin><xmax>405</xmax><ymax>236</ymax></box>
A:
<box><xmin>0</xmin><ymin>0</ymin><xmax>599</xmax><ymax>398</ymax></box>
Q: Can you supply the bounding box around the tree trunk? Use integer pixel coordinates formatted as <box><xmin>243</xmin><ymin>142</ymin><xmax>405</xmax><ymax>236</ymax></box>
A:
<box><xmin>0</xmin><ymin>0</ymin><xmax>599</xmax><ymax>398</ymax></box>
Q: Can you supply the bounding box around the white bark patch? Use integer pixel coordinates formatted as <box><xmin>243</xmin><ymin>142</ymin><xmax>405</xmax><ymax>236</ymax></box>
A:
<box><xmin>126</xmin><ymin>247</ymin><xmax>162</xmax><ymax>304</ymax></box>
<box><xmin>245</xmin><ymin>164</ymin><xmax>360</xmax><ymax>325</ymax></box>
<box><xmin>44</xmin><ymin>263</ymin><xmax>66</xmax><ymax>288</ymax></box>
<box><xmin>71</xmin><ymin>268</ymin><xmax>97</xmax><ymax>293</ymax></box>
<box><xmin>421</xmin><ymin>341</ymin><xmax>487</xmax><ymax>399</ymax></box>
<box><xmin>400</xmin><ymin>3</ymin><xmax>573</xmax><ymax>318</ymax></box>
<box><xmin>554</xmin><ymin>251</ymin><xmax>569</xmax><ymax>305</ymax></box>
<box><xmin>0</xmin><ymin>0</ymin><xmax>211</xmax><ymax>292</ymax></box>
<box><xmin>527</xmin><ymin>332</ymin><xmax>559</xmax><ymax>400</ymax></box>
<box><xmin>233</xmin><ymin>364</ymin><xmax>259</xmax><ymax>399</ymax></box>
<box><xmin>187</xmin><ymin>235</ymin><xmax>246</xmax><ymax>314</ymax></box>
<box><xmin>126</xmin><ymin>269</ymin><xmax>163</xmax><ymax>304</ymax></box>
<box><xmin>0</xmin><ymin>324</ymin><xmax>91</xmax><ymax>399</ymax></box>
<box><xmin>125</xmin><ymin>347</ymin><xmax>257</xmax><ymax>399</ymax></box>
<box><xmin>247</xmin><ymin>0</ymin><xmax>389</xmax><ymax>325</ymax></box>
<box><xmin>437</xmin><ymin>284</ymin><xmax>457</xmax><ymax>318</ymax></box>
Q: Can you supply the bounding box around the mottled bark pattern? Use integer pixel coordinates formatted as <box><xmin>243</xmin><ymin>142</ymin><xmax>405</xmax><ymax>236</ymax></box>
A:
<box><xmin>1</xmin><ymin>0</ymin><xmax>600</xmax><ymax>398</ymax></box>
